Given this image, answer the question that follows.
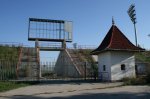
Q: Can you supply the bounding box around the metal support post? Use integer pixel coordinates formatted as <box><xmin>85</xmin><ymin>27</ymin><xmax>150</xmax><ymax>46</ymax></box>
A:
<box><xmin>84</xmin><ymin>61</ymin><xmax>87</xmax><ymax>80</ymax></box>
<box><xmin>134</xmin><ymin>23</ymin><xmax>138</xmax><ymax>46</ymax></box>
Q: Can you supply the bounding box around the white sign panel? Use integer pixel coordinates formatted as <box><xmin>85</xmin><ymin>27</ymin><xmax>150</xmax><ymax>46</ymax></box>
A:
<box><xmin>64</xmin><ymin>21</ymin><xmax>73</xmax><ymax>40</ymax></box>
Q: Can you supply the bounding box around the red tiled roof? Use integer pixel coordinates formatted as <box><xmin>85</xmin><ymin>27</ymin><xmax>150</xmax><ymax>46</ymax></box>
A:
<box><xmin>92</xmin><ymin>25</ymin><xmax>144</xmax><ymax>55</ymax></box>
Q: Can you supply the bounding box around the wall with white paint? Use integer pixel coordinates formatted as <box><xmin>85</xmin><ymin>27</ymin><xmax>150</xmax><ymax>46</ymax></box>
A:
<box><xmin>98</xmin><ymin>52</ymin><xmax>111</xmax><ymax>81</ymax></box>
<box><xmin>98</xmin><ymin>51</ymin><xmax>136</xmax><ymax>81</ymax></box>
<box><xmin>92</xmin><ymin>55</ymin><xmax>98</xmax><ymax>62</ymax></box>
<box><xmin>110</xmin><ymin>51</ymin><xmax>136</xmax><ymax>81</ymax></box>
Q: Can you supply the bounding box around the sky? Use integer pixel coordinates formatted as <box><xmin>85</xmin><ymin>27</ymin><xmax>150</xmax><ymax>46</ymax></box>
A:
<box><xmin>0</xmin><ymin>0</ymin><xmax>150</xmax><ymax>61</ymax></box>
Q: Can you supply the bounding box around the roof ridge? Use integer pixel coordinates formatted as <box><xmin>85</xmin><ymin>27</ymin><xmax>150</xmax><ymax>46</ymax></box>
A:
<box><xmin>107</xmin><ymin>25</ymin><xmax>115</xmax><ymax>48</ymax></box>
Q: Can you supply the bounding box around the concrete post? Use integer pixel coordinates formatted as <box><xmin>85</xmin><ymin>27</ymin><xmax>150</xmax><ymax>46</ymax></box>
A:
<box><xmin>62</xmin><ymin>40</ymin><xmax>66</xmax><ymax>49</ymax></box>
<box><xmin>35</xmin><ymin>39</ymin><xmax>41</xmax><ymax>80</ymax></box>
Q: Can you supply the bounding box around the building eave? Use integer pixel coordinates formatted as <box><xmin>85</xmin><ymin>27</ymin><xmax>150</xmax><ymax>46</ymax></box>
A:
<box><xmin>91</xmin><ymin>48</ymin><xmax>145</xmax><ymax>55</ymax></box>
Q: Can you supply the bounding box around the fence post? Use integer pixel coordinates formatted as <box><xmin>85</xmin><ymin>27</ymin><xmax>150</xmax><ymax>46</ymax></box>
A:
<box><xmin>84</xmin><ymin>61</ymin><xmax>87</xmax><ymax>80</ymax></box>
<box><xmin>2</xmin><ymin>60</ymin><xmax>4</xmax><ymax>80</ymax></box>
<box><xmin>0</xmin><ymin>60</ymin><xmax>2</xmax><ymax>80</ymax></box>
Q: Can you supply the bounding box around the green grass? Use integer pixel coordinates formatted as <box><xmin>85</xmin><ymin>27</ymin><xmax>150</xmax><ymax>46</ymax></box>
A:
<box><xmin>0</xmin><ymin>46</ymin><xmax>19</xmax><ymax>61</ymax></box>
<box><xmin>0</xmin><ymin>81</ymin><xmax>30</xmax><ymax>92</ymax></box>
<box><xmin>135</xmin><ymin>51</ymin><xmax>150</xmax><ymax>62</ymax></box>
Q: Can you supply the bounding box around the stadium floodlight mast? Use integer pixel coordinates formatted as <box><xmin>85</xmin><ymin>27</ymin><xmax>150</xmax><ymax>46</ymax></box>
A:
<box><xmin>127</xmin><ymin>4</ymin><xmax>138</xmax><ymax>46</ymax></box>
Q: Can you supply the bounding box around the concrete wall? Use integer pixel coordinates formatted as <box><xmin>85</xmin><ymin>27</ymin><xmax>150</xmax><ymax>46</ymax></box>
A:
<box><xmin>92</xmin><ymin>55</ymin><xmax>98</xmax><ymax>62</ymax></box>
<box><xmin>98</xmin><ymin>51</ymin><xmax>136</xmax><ymax>81</ymax></box>
<box><xmin>111</xmin><ymin>51</ymin><xmax>136</xmax><ymax>81</ymax></box>
<box><xmin>135</xmin><ymin>60</ymin><xmax>150</xmax><ymax>75</ymax></box>
<box><xmin>54</xmin><ymin>50</ymin><xmax>80</xmax><ymax>77</ymax></box>
<box><xmin>98</xmin><ymin>52</ymin><xmax>111</xmax><ymax>81</ymax></box>
<box><xmin>136</xmin><ymin>63</ymin><xmax>147</xmax><ymax>75</ymax></box>
<box><xmin>54</xmin><ymin>51</ymin><xmax>64</xmax><ymax>76</ymax></box>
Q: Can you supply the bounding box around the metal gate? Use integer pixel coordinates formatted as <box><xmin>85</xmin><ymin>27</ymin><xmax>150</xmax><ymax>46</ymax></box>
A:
<box><xmin>41</xmin><ymin>61</ymin><xmax>56</xmax><ymax>79</ymax></box>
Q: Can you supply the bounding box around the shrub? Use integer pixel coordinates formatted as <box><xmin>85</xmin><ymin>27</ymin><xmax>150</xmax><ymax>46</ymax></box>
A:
<box><xmin>122</xmin><ymin>77</ymin><xmax>147</xmax><ymax>85</ymax></box>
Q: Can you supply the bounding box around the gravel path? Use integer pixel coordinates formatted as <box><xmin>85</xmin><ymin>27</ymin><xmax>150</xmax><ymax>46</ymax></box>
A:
<box><xmin>0</xmin><ymin>82</ymin><xmax>150</xmax><ymax>99</ymax></box>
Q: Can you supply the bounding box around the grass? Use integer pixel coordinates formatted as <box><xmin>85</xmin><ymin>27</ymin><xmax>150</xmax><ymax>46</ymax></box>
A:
<box><xmin>0</xmin><ymin>81</ymin><xmax>31</xmax><ymax>92</ymax></box>
<box><xmin>135</xmin><ymin>51</ymin><xmax>150</xmax><ymax>62</ymax></box>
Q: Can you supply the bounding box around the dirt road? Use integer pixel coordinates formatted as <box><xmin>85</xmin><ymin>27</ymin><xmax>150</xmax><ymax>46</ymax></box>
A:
<box><xmin>0</xmin><ymin>82</ymin><xmax>150</xmax><ymax>99</ymax></box>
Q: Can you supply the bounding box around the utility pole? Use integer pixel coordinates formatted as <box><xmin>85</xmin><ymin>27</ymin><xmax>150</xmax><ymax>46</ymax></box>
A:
<box><xmin>128</xmin><ymin>4</ymin><xmax>138</xmax><ymax>46</ymax></box>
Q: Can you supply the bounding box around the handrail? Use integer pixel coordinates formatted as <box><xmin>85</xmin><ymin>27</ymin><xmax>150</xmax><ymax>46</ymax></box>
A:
<box><xmin>68</xmin><ymin>45</ymin><xmax>96</xmax><ymax>49</ymax></box>
<box><xmin>0</xmin><ymin>42</ymin><xmax>23</xmax><ymax>47</ymax></box>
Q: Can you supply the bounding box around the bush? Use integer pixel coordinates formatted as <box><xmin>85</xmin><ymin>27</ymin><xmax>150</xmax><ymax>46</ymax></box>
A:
<box><xmin>42</xmin><ymin>72</ymin><xmax>56</xmax><ymax>78</ymax></box>
<box><xmin>122</xmin><ymin>77</ymin><xmax>147</xmax><ymax>85</ymax></box>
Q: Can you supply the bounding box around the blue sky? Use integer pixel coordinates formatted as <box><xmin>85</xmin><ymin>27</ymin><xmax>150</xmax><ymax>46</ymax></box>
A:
<box><xmin>0</xmin><ymin>0</ymin><xmax>150</xmax><ymax>61</ymax></box>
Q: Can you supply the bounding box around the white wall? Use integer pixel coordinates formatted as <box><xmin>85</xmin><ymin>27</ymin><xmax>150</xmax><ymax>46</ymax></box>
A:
<box><xmin>110</xmin><ymin>51</ymin><xmax>136</xmax><ymax>81</ymax></box>
<box><xmin>98</xmin><ymin>51</ymin><xmax>136</xmax><ymax>81</ymax></box>
<box><xmin>92</xmin><ymin>55</ymin><xmax>98</xmax><ymax>62</ymax></box>
<box><xmin>98</xmin><ymin>52</ymin><xmax>111</xmax><ymax>81</ymax></box>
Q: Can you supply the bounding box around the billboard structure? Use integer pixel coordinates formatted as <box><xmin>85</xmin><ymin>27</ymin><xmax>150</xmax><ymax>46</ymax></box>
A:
<box><xmin>27</xmin><ymin>18</ymin><xmax>73</xmax><ymax>79</ymax></box>
<box><xmin>28</xmin><ymin>18</ymin><xmax>73</xmax><ymax>42</ymax></box>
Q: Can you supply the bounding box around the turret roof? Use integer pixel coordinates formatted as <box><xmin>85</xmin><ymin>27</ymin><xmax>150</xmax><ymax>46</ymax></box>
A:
<box><xmin>92</xmin><ymin>24</ymin><xmax>144</xmax><ymax>55</ymax></box>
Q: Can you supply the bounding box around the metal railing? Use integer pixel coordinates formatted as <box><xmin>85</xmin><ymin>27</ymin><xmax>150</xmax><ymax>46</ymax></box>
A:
<box><xmin>39</xmin><ymin>42</ymin><xmax>62</xmax><ymax>48</ymax></box>
<box><xmin>0</xmin><ymin>42</ymin><xmax>23</xmax><ymax>47</ymax></box>
<box><xmin>0</xmin><ymin>60</ymin><xmax>17</xmax><ymax>80</ymax></box>
<box><xmin>69</xmin><ymin>45</ymin><xmax>96</xmax><ymax>49</ymax></box>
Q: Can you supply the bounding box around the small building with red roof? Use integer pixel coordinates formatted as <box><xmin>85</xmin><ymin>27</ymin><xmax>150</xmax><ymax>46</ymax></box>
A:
<box><xmin>91</xmin><ymin>19</ymin><xmax>144</xmax><ymax>81</ymax></box>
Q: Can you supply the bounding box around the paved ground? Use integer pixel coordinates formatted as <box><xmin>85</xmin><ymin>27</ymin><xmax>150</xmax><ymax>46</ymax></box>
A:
<box><xmin>0</xmin><ymin>82</ymin><xmax>150</xmax><ymax>99</ymax></box>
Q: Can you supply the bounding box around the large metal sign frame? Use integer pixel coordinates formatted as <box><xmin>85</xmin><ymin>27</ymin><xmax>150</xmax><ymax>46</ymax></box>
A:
<box><xmin>28</xmin><ymin>18</ymin><xmax>73</xmax><ymax>42</ymax></box>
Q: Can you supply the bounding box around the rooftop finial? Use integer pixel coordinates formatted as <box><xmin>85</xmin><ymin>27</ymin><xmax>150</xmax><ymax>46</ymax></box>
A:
<box><xmin>112</xmin><ymin>16</ymin><xmax>115</xmax><ymax>25</ymax></box>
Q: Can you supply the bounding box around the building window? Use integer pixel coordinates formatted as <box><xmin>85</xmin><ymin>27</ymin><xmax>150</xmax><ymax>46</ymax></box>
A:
<box><xmin>135</xmin><ymin>65</ymin><xmax>138</xmax><ymax>75</ymax></box>
<box><xmin>103</xmin><ymin>65</ymin><xmax>106</xmax><ymax>71</ymax></box>
<box><xmin>135</xmin><ymin>65</ymin><xmax>137</xmax><ymax>71</ymax></box>
<box><xmin>121</xmin><ymin>64</ymin><xmax>125</xmax><ymax>70</ymax></box>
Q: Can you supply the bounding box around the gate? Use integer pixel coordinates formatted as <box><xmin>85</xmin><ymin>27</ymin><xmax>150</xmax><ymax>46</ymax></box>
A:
<box><xmin>41</xmin><ymin>61</ymin><xmax>56</xmax><ymax>79</ymax></box>
<box><xmin>40</xmin><ymin>61</ymin><xmax>98</xmax><ymax>80</ymax></box>
<box><xmin>0</xmin><ymin>60</ymin><xmax>99</xmax><ymax>81</ymax></box>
